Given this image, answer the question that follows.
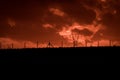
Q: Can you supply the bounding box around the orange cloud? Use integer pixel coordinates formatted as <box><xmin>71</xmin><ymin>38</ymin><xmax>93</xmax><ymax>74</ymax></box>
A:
<box><xmin>49</xmin><ymin>8</ymin><xmax>65</xmax><ymax>17</ymax></box>
<box><xmin>43</xmin><ymin>24</ymin><xmax>54</xmax><ymax>29</ymax></box>
<box><xmin>58</xmin><ymin>22</ymin><xmax>105</xmax><ymax>46</ymax></box>
<box><xmin>100</xmin><ymin>0</ymin><xmax>107</xmax><ymax>2</ymax></box>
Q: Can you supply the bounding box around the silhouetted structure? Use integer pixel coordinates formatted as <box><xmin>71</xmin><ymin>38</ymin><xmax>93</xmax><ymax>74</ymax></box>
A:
<box><xmin>7</xmin><ymin>44</ymin><xmax>14</xmax><ymax>49</ymax></box>
<box><xmin>85</xmin><ymin>40</ymin><xmax>88</xmax><ymax>47</ymax></box>
<box><xmin>61</xmin><ymin>41</ymin><xmax>64</xmax><ymax>47</ymax></box>
<box><xmin>109</xmin><ymin>40</ymin><xmax>113</xmax><ymax>46</ymax></box>
<box><xmin>98</xmin><ymin>41</ymin><xmax>100</xmax><ymax>47</ymax></box>
<box><xmin>0</xmin><ymin>42</ymin><xmax>2</xmax><ymax>49</ymax></box>
<box><xmin>11</xmin><ymin>43</ymin><xmax>14</xmax><ymax>49</ymax></box>
<box><xmin>47</xmin><ymin>42</ymin><xmax>54</xmax><ymax>48</ymax></box>
<box><xmin>36</xmin><ymin>41</ymin><xmax>39</xmax><ymax>48</ymax></box>
<box><xmin>24</xmin><ymin>42</ymin><xmax>27</xmax><ymax>48</ymax></box>
<box><xmin>71</xmin><ymin>33</ymin><xmax>79</xmax><ymax>47</ymax></box>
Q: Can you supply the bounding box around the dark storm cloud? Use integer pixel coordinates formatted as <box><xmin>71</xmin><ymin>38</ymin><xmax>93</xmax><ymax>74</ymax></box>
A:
<box><xmin>76</xmin><ymin>0</ymin><xmax>120</xmax><ymax>41</ymax></box>
<box><xmin>0</xmin><ymin>0</ymin><xmax>58</xmax><ymax>41</ymax></box>
<box><xmin>101</xmin><ymin>0</ymin><xmax>120</xmax><ymax>40</ymax></box>
<box><xmin>72</xmin><ymin>28</ymin><xmax>93</xmax><ymax>36</ymax></box>
<box><xmin>59</xmin><ymin>0</ymin><xmax>96</xmax><ymax>25</ymax></box>
<box><xmin>0</xmin><ymin>0</ymin><xmax>49</xmax><ymax>21</ymax></box>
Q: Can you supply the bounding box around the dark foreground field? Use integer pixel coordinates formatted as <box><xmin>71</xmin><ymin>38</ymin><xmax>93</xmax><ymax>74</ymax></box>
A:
<box><xmin>0</xmin><ymin>47</ymin><xmax>116</xmax><ymax>64</ymax></box>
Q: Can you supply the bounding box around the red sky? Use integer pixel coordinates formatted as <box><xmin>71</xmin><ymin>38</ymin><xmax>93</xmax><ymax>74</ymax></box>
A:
<box><xmin>0</xmin><ymin>0</ymin><xmax>120</xmax><ymax>48</ymax></box>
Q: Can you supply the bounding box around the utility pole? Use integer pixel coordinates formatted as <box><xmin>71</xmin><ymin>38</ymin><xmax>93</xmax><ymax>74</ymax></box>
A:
<box><xmin>109</xmin><ymin>40</ymin><xmax>112</xmax><ymax>47</ymax></box>
<box><xmin>11</xmin><ymin>43</ymin><xmax>14</xmax><ymax>49</ymax></box>
<box><xmin>98</xmin><ymin>41</ymin><xmax>100</xmax><ymax>47</ymax></box>
<box><xmin>0</xmin><ymin>42</ymin><xmax>2</xmax><ymax>49</ymax></box>
<box><xmin>85</xmin><ymin>40</ymin><xmax>88</xmax><ymax>47</ymax></box>
<box><xmin>24</xmin><ymin>42</ymin><xmax>26</xmax><ymax>48</ymax></box>
<box><xmin>61</xmin><ymin>41</ymin><xmax>64</xmax><ymax>48</ymax></box>
<box><xmin>36</xmin><ymin>41</ymin><xmax>39</xmax><ymax>48</ymax></box>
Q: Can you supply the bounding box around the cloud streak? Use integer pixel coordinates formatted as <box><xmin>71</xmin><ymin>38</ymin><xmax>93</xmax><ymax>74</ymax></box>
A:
<box><xmin>49</xmin><ymin>8</ymin><xmax>65</xmax><ymax>17</ymax></box>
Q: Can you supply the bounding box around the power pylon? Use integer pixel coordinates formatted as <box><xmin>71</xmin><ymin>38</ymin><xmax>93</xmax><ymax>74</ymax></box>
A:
<box><xmin>47</xmin><ymin>41</ymin><xmax>54</xmax><ymax>48</ymax></box>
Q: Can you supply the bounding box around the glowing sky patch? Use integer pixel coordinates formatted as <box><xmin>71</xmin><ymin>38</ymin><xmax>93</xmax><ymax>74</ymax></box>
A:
<box><xmin>43</xmin><ymin>24</ymin><xmax>54</xmax><ymax>29</ymax></box>
<box><xmin>0</xmin><ymin>0</ymin><xmax>120</xmax><ymax>48</ymax></box>
<box><xmin>49</xmin><ymin>8</ymin><xmax>65</xmax><ymax>17</ymax></box>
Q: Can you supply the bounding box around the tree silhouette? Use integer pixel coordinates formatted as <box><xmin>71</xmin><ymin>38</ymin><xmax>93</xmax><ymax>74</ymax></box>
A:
<box><xmin>71</xmin><ymin>32</ymin><xmax>79</xmax><ymax>47</ymax></box>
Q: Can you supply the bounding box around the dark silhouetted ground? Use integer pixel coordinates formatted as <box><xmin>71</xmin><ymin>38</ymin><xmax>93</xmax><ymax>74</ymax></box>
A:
<box><xmin>0</xmin><ymin>47</ymin><xmax>116</xmax><ymax>64</ymax></box>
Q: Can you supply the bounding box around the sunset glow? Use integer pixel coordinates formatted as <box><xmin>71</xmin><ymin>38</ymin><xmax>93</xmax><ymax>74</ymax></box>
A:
<box><xmin>0</xmin><ymin>0</ymin><xmax>120</xmax><ymax>49</ymax></box>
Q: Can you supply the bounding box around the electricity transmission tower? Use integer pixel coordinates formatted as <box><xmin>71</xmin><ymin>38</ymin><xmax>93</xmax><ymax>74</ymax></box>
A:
<box><xmin>47</xmin><ymin>41</ymin><xmax>54</xmax><ymax>48</ymax></box>
<box><xmin>71</xmin><ymin>32</ymin><xmax>79</xmax><ymax>47</ymax></box>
